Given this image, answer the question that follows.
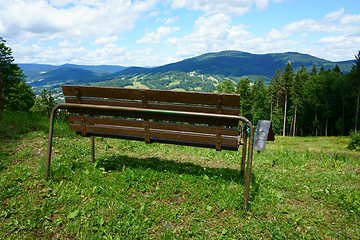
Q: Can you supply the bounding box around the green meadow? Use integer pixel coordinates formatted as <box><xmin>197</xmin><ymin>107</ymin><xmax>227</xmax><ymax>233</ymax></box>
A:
<box><xmin>1</xmin><ymin>112</ymin><xmax>359</xmax><ymax>239</ymax></box>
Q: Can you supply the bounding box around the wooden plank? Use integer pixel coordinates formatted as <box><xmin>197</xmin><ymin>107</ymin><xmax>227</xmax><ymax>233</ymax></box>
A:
<box><xmin>146</xmin><ymin>89</ymin><xmax>240</xmax><ymax>107</ymax></box>
<box><xmin>65</xmin><ymin>97</ymin><xmax>142</xmax><ymax>108</ymax></box>
<box><xmin>70</xmin><ymin>124</ymin><xmax>145</xmax><ymax>138</ymax></box>
<box><xmin>147</xmin><ymin>103</ymin><xmax>239</xmax><ymax>116</ymax></box>
<box><xmin>80</xmin><ymin>132</ymin><xmax>239</xmax><ymax>151</ymax></box>
<box><xmin>68</xmin><ymin>115</ymin><xmax>239</xmax><ymax>137</ymax></box>
<box><xmin>66</xmin><ymin>108</ymin><xmax>239</xmax><ymax>127</ymax></box>
<box><xmin>68</xmin><ymin>115</ymin><xmax>143</xmax><ymax>128</ymax></box>
<box><xmin>62</xmin><ymin>85</ymin><xmax>240</xmax><ymax>107</ymax></box>
<box><xmin>63</xmin><ymin>85</ymin><xmax>143</xmax><ymax>100</ymax></box>
<box><xmin>65</xmin><ymin>97</ymin><xmax>239</xmax><ymax>115</ymax></box>
<box><xmin>69</xmin><ymin>124</ymin><xmax>238</xmax><ymax>149</ymax></box>
<box><xmin>150</xmin><ymin>121</ymin><xmax>238</xmax><ymax>136</ymax></box>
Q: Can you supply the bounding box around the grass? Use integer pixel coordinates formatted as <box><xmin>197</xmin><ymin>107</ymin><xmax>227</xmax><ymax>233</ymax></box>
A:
<box><xmin>0</xmin><ymin>112</ymin><xmax>359</xmax><ymax>239</ymax></box>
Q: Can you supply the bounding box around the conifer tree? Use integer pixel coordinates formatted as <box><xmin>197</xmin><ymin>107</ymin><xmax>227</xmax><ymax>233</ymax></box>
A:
<box><xmin>0</xmin><ymin>38</ymin><xmax>34</xmax><ymax>114</ymax></box>
<box><xmin>352</xmin><ymin>51</ymin><xmax>360</xmax><ymax>131</ymax></box>
<box><xmin>280</xmin><ymin>63</ymin><xmax>294</xmax><ymax>136</ymax></box>
<box><xmin>235</xmin><ymin>77</ymin><xmax>252</xmax><ymax>119</ymax></box>
<box><xmin>291</xmin><ymin>65</ymin><xmax>308</xmax><ymax>136</ymax></box>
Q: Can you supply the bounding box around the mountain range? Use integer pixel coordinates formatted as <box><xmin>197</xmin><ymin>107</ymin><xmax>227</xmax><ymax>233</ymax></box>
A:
<box><xmin>18</xmin><ymin>50</ymin><xmax>355</xmax><ymax>95</ymax></box>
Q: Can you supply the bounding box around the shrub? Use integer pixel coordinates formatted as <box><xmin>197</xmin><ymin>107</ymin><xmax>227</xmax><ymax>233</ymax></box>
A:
<box><xmin>347</xmin><ymin>131</ymin><xmax>360</xmax><ymax>151</ymax></box>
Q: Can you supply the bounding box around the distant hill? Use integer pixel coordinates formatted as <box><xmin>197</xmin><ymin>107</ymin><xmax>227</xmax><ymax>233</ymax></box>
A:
<box><xmin>19</xmin><ymin>51</ymin><xmax>355</xmax><ymax>95</ymax></box>
<box><xmin>18</xmin><ymin>63</ymin><xmax>127</xmax><ymax>84</ymax></box>
<box><xmin>118</xmin><ymin>51</ymin><xmax>355</xmax><ymax>78</ymax></box>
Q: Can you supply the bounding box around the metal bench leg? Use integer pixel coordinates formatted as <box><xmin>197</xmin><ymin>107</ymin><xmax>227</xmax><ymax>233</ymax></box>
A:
<box><xmin>46</xmin><ymin>106</ymin><xmax>58</xmax><ymax>180</ymax></box>
<box><xmin>240</xmin><ymin>133</ymin><xmax>247</xmax><ymax>178</ymax></box>
<box><xmin>243</xmin><ymin>122</ymin><xmax>254</xmax><ymax>210</ymax></box>
<box><xmin>91</xmin><ymin>136</ymin><xmax>95</xmax><ymax>162</ymax></box>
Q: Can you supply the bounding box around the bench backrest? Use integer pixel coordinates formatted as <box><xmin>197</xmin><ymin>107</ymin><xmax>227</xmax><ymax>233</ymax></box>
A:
<box><xmin>62</xmin><ymin>85</ymin><xmax>242</xmax><ymax>151</ymax></box>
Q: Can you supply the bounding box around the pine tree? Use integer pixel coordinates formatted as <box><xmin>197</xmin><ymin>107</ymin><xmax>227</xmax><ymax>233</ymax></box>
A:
<box><xmin>0</xmin><ymin>38</ymin><xmax>34</xmax><ymax>114</ymax></box>
<box><xmin>280</xmin><ymin>63</ymin><xmax>294</xmax><ymax>136</ymax></box>
<box><xmin>352</xmin><ymin>51</ymin><xmax>360</xmax><ymax>131</ymax></box>
<box><xmin>0</xmin><ymin>37</ymin><xmax>14</xmax><ymax>119</ymax></box>
<box><xmin>250</xmin><ymin>77</ymin><xmax>268</xmax><ymax>124</ymax></box>
<box><xmin>235</xmin><ymin>77</ymin><xmax>252</xmax><ymax>120</ymax></box>
<box><xmin>291</xmin><ymin>65</ymin><xmax>308</xmax><ymax>136</ymax></box>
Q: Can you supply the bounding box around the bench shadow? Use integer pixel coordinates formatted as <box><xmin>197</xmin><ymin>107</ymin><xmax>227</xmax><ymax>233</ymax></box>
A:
<box><xmin>95</xmin><ymin>154</ymin><xmax>259</xmax><ymax>194</ymax></box>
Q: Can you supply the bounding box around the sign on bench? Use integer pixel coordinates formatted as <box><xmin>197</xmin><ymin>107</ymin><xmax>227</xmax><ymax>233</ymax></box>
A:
<box><xmin>46</xmin><ymin>85</ymin><xmax>255</xmax><ymax>209</ymax></box>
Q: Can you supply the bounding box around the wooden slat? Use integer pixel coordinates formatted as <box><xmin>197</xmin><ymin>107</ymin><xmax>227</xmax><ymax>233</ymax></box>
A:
<box><xmin>70</xmin><ymin>124</ymin><xmax>144</xmax><ymax>138</ymax></box>
<box><xmin>150</xmin><ymin>130</ymin><xmax>238</xmax><ymax>148</ymax></box>
<box><xmin>150</xmin><ymin>121</ymin><xmax>238</xmax><ymax>136</ymax></box>
<box><xmin>68</xmin><ymin>115</ymin><xmax>239</xmax><ymax>136</ymax></box>
<box><xmin>145</xmin><ymin>89</ymin><xmax>240</xmax><ymax>107</ymax></box>
<box><xmin>68</xmin><ymin>115</ymin><xmax>143</xmax><ymax>128</ymax></box>
<box><xmin>62</xmin><ymin>85</ymin><xmax>240</xmax><ymax>107</ymax></box>
<box><xmin>148</xmin><ymin>102</ymin><xmax>239</xmax><ymax>115</ymax></box>
<box><xmin>63</xmin><ymin>85</ymin><xmax>143</xmax><ymax>100</ymax></box>
<box><xmin>66</xmin><ymin>108</ymin><xmax>240</xmax><ymax>127</ymax></box>
<box><xmin>80</xmin><ymin>132</ymin><xmax>239</xmax><ymax>151</ymax></box>
<box><xmin>65</xmin><ymin>97</ymin><xmax>142</xmax><ymax>108</ymax></box>
<box><xmin>65</xmin><ymin>97</ymin><xmax>239</xmax><ymax>115</ymax></box>
<box><xmin>69</xmin><ymin>124</ymin><xmax>239</xmax><ymax>149</ymax></box>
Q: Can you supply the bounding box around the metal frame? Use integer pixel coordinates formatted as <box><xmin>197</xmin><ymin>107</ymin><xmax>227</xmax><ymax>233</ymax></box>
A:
<box><xmin>46</xmin><ymin>103</ymin><xmax>254</xmax><ymax>209</ymax></box>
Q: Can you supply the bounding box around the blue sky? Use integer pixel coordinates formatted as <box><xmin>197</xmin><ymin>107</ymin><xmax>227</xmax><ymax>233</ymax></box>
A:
<box><xmin>1</xmin><ymin>0</ymin><xmax>359</xmax><ymax>66</ymax></box>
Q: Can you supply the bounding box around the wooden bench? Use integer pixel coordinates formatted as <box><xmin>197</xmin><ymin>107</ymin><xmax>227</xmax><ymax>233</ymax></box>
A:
<box><xmin>46</xmin><ymin>85</ymin><xmax>254</xmax><ymax>209</ymax></box>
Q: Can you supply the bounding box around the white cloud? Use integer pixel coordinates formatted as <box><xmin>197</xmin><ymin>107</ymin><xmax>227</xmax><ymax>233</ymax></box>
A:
<box><xmin>324</xmin><ymin>8</ymin><xmax>344</xmax><ymax>22</ymax></box>
<box><xmin>58</xmin><ymin>40</ymin><xmax>81</xmax><ymax>48</ymax></box>
<box><xmin>0</xmin><ymin>0</ymin><xmax>158</xmax><ymax>41</ymax></box>
<box><xmin>4</xmin><ymin>0</ymin><xmax>359</xmax><ymax>66</ymax></box>
<box><xmin>314</xmin><ymin>35</ymin><xmax>360</xmax><ymax>61</ymax></box>
<box><xmin>267</xmin><ymin>28</ymin><xmax>288</xmax><ymax>40</ymax></box>
<box><xmin>92</xmin><ymin>36</ymin><xmax>119</xmax><ymax>45</ymax></box>
<box><xmin>341</xmin><ymin>14</ymin><xmax>360</xmax><ymax>25</ymax></box>
<box><xmin>166</xmin><ymin>13</ymin><xmax>298</xmax><ymax>58</ymax></box>
<box><xmin>281</xmin><ymin>8</ymin><xmax>360</xmax><ymax>35</ymax></box>
<box><xmin>170</xmin><ymin>0</ymin><xmax>253</xmax><ymax>16</ymax></box>
<box><xmin>164</xmin><ymin>17</ymin><xmax>178</xmax><ymax>25</ymax></box>
<box><xmin>267</xmin><ymin>8</ymin><xmax>360</xmax><ymax>61</ymax></box>
<box><xmin>137</xmin><ymin>26</ymin><xmax>180</xmax><ymax>44</ymax></box>
<box><xmin>254</xmin><ymin>0</ymin><xmax>269</xmax><ymax>11</ymax></box>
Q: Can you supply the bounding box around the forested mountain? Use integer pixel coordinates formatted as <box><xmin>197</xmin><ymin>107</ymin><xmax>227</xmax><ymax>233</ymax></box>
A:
<box><xmin>19</xmin><ymin>63</ymin><xmax>127</xmax><ymax>85</ymax></box>
<box><xmin>117</xmin><ymin>51</ymin><xmax>354</xmax><ymax>78</ymax></box>
<box><xmin>20</xmin><ymin>51</ymin><xmax>354</xmax><ymax>94</ymax></box>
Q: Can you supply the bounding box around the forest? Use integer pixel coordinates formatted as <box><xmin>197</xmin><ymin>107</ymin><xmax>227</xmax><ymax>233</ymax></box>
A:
<box><xmin>216</xmin><ymin>56</ymin><xmax>360</xmax><ymax>138</ymax></box>
<box><xmin>1</xmin><ymin>37</ymin><xmax>360</xmax><ymax>138</ymax></box>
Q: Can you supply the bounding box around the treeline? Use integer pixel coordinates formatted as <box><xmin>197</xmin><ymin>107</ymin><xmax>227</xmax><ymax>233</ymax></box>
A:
<box><xmin>217</xmin><ymin>52</ymin><xmax>360</xmax><ymax>136</ymax></box>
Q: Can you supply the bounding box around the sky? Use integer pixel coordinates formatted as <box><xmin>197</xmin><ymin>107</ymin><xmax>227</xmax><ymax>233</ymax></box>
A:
<box><xmin>1</xmin><ymin>0</ymin><xmax>360</xmax><ymax>67</ymax></box>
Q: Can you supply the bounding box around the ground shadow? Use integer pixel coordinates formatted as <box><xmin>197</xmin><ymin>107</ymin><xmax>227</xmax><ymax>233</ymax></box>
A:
<box><xmin>95</xmin><ymin>154</ymin><xmax>259</xmax><ymax>200</ymax></box>
<box><xmin>97</xmin><ymin>154</ymin><xmax>243</xmax><ymax>182</ymax></box>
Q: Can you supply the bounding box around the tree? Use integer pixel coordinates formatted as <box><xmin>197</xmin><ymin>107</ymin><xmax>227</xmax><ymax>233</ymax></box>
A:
<box><xmin>280</xmin><ymin>63</ymin><xmax>294</xmax><ymax>136</ymax></box>
<box><xmin>31</xmin><ymin>89</ymin><xmax>56</xmax><ymax>115</ymax></box>
<box><xmin>216</xmin><ymin>79</ymin><xmax>235</xmax><ymax>93</ymax></box>
<box><xmin>235</xmin><ymin>77</ymin><xmax>252</xmax><ymax>120</ymax></box>
<box><xmin>290</xmin><ymin>65</ymin><xmax>308</xmax><ymax>136</ymax></box>
<box><xmin>0</xmin><ymin>37</ymin><xmax>14</xmax><ymax>119</ymax></box>
<box><xmin>352</xmin><ymin>51</ymin><xmax>360</xmax><ymax>131</ymax></box>
<box><xmin>333</xmin><ymin>64</ymin><xmax>342</xmax><ymax>74</ymax></box>
<box><xmin>0</xmin><ymin>38</ymin><xmax>34</xmax><ymax>113</ymax></box>
<box><xmin>269</xmin><ymin>69</ymin><xmax>282</xmax><ymax>120</ymax></box>
<box><xmin>250</xmin><ymin>77</ymin><xmax>269</xmax><ymax>124</ymax></box>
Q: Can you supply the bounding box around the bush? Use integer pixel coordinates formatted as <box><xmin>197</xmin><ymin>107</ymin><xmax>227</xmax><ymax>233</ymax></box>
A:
<box><xmin>347</xmin><ymin>131</ymin><xmax>360</xmax><ymax>151</ymax></box>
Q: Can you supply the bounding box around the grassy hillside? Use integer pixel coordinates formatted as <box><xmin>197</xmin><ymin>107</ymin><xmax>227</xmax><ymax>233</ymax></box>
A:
<box><xmin>0</xmin><ymin>112</ymin><xmax>359</xmax><ymax>239</ymax></box>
